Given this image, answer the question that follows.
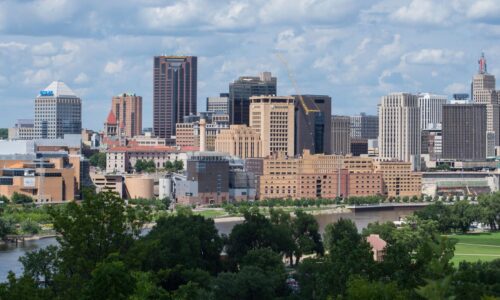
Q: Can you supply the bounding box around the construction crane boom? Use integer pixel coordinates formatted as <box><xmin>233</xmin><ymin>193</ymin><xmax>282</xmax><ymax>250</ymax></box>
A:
<box><xmin>275</xmin><ymin>53</ymin><xmax>320</xmax><ymax>115</ymax></box>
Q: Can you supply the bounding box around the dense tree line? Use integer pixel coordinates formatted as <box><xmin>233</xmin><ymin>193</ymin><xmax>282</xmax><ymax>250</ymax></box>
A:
<box><xmin>416</xmin><ymin>196</ymin><xmax>500</xmax><ymax>233</ymax></box>
<box><xmin>0</xmin><ymin>190</ymin><xmax>499</xmax><ymax>299</ymax></box>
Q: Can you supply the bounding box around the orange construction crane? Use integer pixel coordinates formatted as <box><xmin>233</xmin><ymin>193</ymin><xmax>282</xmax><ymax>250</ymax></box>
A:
<box><xmin>275</xmin><ymin>52</ymin><xmax>320</xmax><ymax>115</ymax></box>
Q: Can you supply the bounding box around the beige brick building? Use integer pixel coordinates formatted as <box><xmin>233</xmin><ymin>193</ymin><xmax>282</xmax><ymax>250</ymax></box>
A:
<box><xmin>215</xmin><ymin>125</ymin><xmax>262</xmax><ymax>158</ymax></box>
<box><xmin>374</xmin><ymin>160</ymin><xmax>422</xmax><ymax>197</ymax></box>
<box><xmin>111</xmin><ymin>93</ymin><xmax>142</xmax><ymax>138</ymax></box>
<box><xmin>250</xmin><ymin>96</ymin><xmax>295</xmax><ymax>157</ymax></box>
<box><xmin>257</xmin><ymin>151</ymin><xmax>420</xmax><ymax>200</ymax></box>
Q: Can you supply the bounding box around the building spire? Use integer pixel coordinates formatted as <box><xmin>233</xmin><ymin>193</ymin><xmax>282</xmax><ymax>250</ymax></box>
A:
<box><xmin>479</xmin><ymin>52</ymin><xmax>487</xmax><ymax>74</ymax></box>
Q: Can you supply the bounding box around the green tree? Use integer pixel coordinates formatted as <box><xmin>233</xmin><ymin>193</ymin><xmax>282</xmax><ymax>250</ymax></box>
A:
<box><xmin>451</xmin><ymin>200</ymin><xmax>480</xmax><ymax>233</ymax></box>
<box><xmin>20</xmin><ymin>219</ymin><xmax>41</xmax><ymax>235</ymax></box>
<box><xmin>211</xmin><ymin>266</ymin><xmax>277</xmax><ymax>300</ymax></box>
<box><xmin>226</xmin><ymin>211</ymin><xmax>294</xmax><ymax>265</ymax></box>
<box><xmin>362</xmin><ymin>221</ymin><xmax>397</xmax><ymax>241</ymax></box>
<box><xmin>0</xmin><ymin>272</ymin><xmax>54</xmax><ymax>300</ymax></box>
<box><xmin>322</xmin><ymin>219</ymin><xmax>375</xmax><ymax>297</ymax></box>
<box><xmin>415</xmin><ymin>201</ymin><xmax>454</xmax><ymax>233</ymax></box>
<box><xmin>290</xmin><ymin>210</ymin><xmax>323</xmax><ymax>265</ymax></box>
<box><xmin>11</xmin><ymin>192</ymin><xmax>33</xmax><ymax>204</ymax></box>
<box><xmin>48</xmin><ymin>190</ymin><xmax>146</xmax><ymax>298</ymax></box>
<box><xmin>83</xmin><ymin>258</ymin><xmax>136</xmax><ymax>300</ymax></box>
<box><xmin>135</xmin><ymin>159</ymin><xmax>156</xmax><ymax>173</ymax></box>
<box><xmin>477</xmin><ymin>193</ymin><xmax>500</xmax><ymax>231</ymax></box>
<box><xmin>0</xmin><ymin>128</ymin><xmax>8</xmax><ymax>139</ymax></box>
<box><xmin>19</xmin><ymin>245</ymin><xmax>60</xmax><ymax>288</ymax></box>
<box><xmin>129</xmin><ymin>214</ymin><xmax>223</xmax><ymax>274</ymax></box>
<box><xmin>0</xmin><ymin>217</ymin><xmax>15</xmax><ymax>239</ymax></box>
<box><xmin>89</xmin><ymin>152</ymin><xmax>107</xmax><ymax>170</ymax></box>
<box><xmin>346</xmin><ymin>276</ymin><xmax>407</xmax><ymax>300</ymax></box>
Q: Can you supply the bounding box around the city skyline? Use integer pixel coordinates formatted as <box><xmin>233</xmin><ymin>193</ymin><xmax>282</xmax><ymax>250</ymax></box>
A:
<box><xmin>1</xmin><ymin>1</ymin><xmax>500</xmax><ymax>129</ymax></box>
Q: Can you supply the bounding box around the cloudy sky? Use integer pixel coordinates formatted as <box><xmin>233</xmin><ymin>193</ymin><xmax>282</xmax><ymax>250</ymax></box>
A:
<box><xmin>1</xmin><ymin>0</ymin><xmax>500</xmax><ymax>129</ymax></box>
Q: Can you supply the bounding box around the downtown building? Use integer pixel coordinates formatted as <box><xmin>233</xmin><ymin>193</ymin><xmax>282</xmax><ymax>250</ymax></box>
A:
<box><xmin>331</xmin><ymin>115</ymin><xmax>351</xmax><ymax>155</ymax></box>
<box><xmin>442</xmin><ymin>103</ymin><xmax>487</xmax><ymax>161</ymax></box>
<box><xmin>230</xmin><ymin>72</ymin><xmax>277</xmax><ymax>125</ymax></box>
<box><xmin>294</xmin><ymin>95</ymin><xmax>332</xmax><ymax>155</ymax></box>
<box><xmin>350</xmin><ymin>113</ymin><xmax>378</xmax><ymax>139</ymax></box>
<box><xmin>153</xmin><ymin>56</ymin><xmax>197</xmax><ymax>140</ymax></box>
<box><xmin>378</xmin><ymin>93</ymin><xmax>421</xmax><ymax>170</ymax></box>
<box><xmin>417</xmin><ymin>93</ymin><xmax>447</xmax><ymax>129</ymax></box>
<box><xmin>472</xmin><ymin>53</ymin><xmax>500</xmax><ymax>157</ymax></box>
<box><xmin>249</xmin><ymin>95</ymin><xmax>295</xmax><ymax>157</ymax></box>
<box><xmin>110</xmin><ymin>93</ymin><xmax>143</xmax><ymax>138</ymax></box>
<box><xmin>34</xmin><ymin>81</ymin><xmax>81</xmax><ymax>139</ymax></box>
<box><xmin>215</xmin><ymin>125</ymin><xmax>262</xmax><ymax>159</ymax></box>
<box><xmin>206</xmin><ymin>94</ymin><xmax>230</xmax><ymax>114</ymax></box>
<box><xmin>257</xmin><ymin>151</ymin><xmax>421</xmax><ymax>200</ymax></box>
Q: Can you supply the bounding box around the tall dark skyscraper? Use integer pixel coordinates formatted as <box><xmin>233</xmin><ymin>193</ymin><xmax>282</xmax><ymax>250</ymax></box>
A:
<box><xmin>294</xmin><ymin>95</ymin><xmax>332</xmax><ymax>155</ymax></box>
<box><xmin>229</xmin><ymin>72</ymin><xmax>276</xmax><ymax>125</ymax></box>
<box><xmin>442</xmin><ymin>103</ymin><xmax>486</xmax><ymax>161</ymax></box>
<box><xmin>153</xmin><ymin>56</ymin><xmax>197</xmax><ymax>139</ymax></box>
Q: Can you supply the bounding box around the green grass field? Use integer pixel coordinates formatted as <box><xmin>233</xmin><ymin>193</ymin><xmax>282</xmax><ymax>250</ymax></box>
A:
<box><xmin>193</xmin><ymin>209</ymin><xmax>228</xmax><ymax>218</ymax></box>
<box><xmin>448</xmin><ymin>232</ymin><xmax>500</xmax><ymax>265</ymax></box>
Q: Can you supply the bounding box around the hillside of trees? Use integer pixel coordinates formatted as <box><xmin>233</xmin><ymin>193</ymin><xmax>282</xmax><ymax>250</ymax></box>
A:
<box><xmin>0</xmin><ymin>191</ymin><xmax>499</xmax><ymax>299</ymax></box>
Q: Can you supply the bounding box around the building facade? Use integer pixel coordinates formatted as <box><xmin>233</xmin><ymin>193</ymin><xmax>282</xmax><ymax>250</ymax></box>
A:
<box><xmin>153</xmin><ymin>56</ymin><xmax>197</xmax><ymax>139</ymax></box>
<box><xmin>106</xmin><ymin>146</ymin><xmax>187</xmax><ymax>173</ymax></box>
<box><xmin>294</xmin><ymin>95</ymin><xmax>332</xmax><ymax>155</ymax></box>
<box><xmin>8</xmin><ymin>119</ymin><xmax>35</xmax><ymax>140</ymax></box>
<box><xmin>34</xmin><ymin>81</ymin><xmax>82</xmax><ymax>139</ymax></box>
<box><xmin>331</xmin><ymin>115</ymin><xmax>351</xmax><ymax>155</ymax></box>
<box><xmin>374</xmin><ymin>160</ymin><xmax>422</xmax><ymax>197</ymax></box>
<box><xmin>442</xmin><ymin>103</ymin><xmax>487</xmax><ymax>161</ymax></box>
<box><xmin>378</xmin><ymin>93</ymin><xmax>421</xmax><ymax>168</ymax></box>
<box><xmin>111</xmin><ymin>93</ymin><xmax>142</xmax><ymax>138</ymax></box>
<box><xmin>350</xmin><ymin>113</ymin><xmax>378</xmax><ymax>139</ymax></box>
<box><xmin>249</xmin><ymin>96</ymin><xmax>295</xmax><ymax>157</ymax></box>
<box><xmin>215</xmin><ymin>125</ymin><xmax>262</xmax><ymax>159</ymax></box>
<box><xmin>230</xmin><ymin>72</ymin><xmax>277</xmax><ymax>125</ymax></box>
<box><xmin>417</xmin><ymin>93</ymin><xmax>447</xmax><ymax>129</ymax></box>
<box><xmin>472</xmin><ymin>54</ymin><xmax>500</xmax><ymax>155</ymax></box>
<box><xmin>206</xmin><ymin>95</ymin><xmax>230</xmax><ymax>114</ymax></box>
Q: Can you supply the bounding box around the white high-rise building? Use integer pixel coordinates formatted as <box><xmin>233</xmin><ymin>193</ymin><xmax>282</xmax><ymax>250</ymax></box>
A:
<box><xmin>417</xmin><ymin>93</ymin><xmax>447</xmax><ymax>130</ymax></box>
<box><xmin>34</xmin><ymin>81</ymin><xmax>82</xmax><ymax>139</ymax></box>
<box><xmin>378</xmin><ymin>93</ymin><xmax>421</xmax><ymax>169</ymax></box>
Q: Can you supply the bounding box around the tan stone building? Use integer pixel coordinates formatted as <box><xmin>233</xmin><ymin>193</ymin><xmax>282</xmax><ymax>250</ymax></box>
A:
<box><xmin>111</xmin><ymin>93</ymin><xmax>143</xmax><ymax>138</ymax></box>
<box><xmin>0</xmin><ymin>157</ymin><xmax>77</xmax><ymax>203</ymax></box>
<box><xmin>175</xmin><ymin>121</ymin><xmax>229</xmax><ymax>151</ymax></box>
<box><xmin>257</xmin><ymin>151</ymin><xmax>419</xmax><ymax>200</ymax></box>
<box><xmin>249</xmin><ymin>96</ymin><xmax>295</xmax><ymax>157</ymax></box>
<box><xmin>215</xmin><ymin>125</ymin><xmax>262</xmax><ymax>158</ymax></box>
<box><xmin>374</xmin><ymin>160</ymin><xmax>422</xmax><ymax>197</ymax></box>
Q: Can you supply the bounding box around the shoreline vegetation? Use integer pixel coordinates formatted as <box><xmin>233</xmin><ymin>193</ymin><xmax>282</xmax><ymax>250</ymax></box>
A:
<box><xmin>0</xmin><ymin>191</ymin><xmax>498</xmax><ymax>299</ymax></box>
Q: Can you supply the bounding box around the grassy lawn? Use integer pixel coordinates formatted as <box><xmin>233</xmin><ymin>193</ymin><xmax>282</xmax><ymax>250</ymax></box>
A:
<box><xmin>193</xmin><ymin>209</ymin><xmax>228</xmax><ymax>218</ymax></box>
<box><xmin>448</xmin><ymin>232</ymin><xmax>500</xmax><ymax>265</ymax></box>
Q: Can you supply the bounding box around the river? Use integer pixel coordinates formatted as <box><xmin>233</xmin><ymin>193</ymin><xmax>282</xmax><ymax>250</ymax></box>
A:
<box><xmin>0</xmin><ymin>207</ymin><xmax>417</xmax><ymax>281</ymax></box>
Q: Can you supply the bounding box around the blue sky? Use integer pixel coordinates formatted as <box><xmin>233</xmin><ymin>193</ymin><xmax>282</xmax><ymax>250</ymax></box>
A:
<box><xmin>1</xmin><ymin>0</ymin><xmax>500</xmax><ymax>130</ymax></box>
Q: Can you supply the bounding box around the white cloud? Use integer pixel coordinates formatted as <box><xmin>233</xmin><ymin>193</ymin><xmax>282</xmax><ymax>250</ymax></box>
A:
<box><xmin>390</xmin><ymin>0</ymin><xmax>456</xmax><ymax>25</ymax></box>
<box><xmin>444</xmin><ymin>82</ymin><xmax>468</xmax><ymax>95</ymax></box>
<box><xmin>212</xmin><ymin>1</ymin><xmax>255</xmax><ymax>29</ymax></box>
<box><xmin>74</xmin><ymin>72</ymin><xmax>89</xmax><ymax>84</ymax></box>
<box><xmin>403</xmin><ymin>49</ymin><xmax>464</xmax><ymax>65</ymax></box>
<box><xmin>0</xmin><ymin>42</ymin><xmax>27</xmax><ymax>50</ymax></box>
<box><xmin>104</xmin><ymin>59</ymin><xmax>124</xmax><ymax>74</ymax></box>
<box><xmin>259</xmin><ymin>0</ymin><xmax>358</xmax><ymax>25</ymax></box>
<box><xmin>23</xmin><ymin>69</ymin><xmax>54</xmax><ymax>86</ymax></box>
<box><xmin>140</xmin><ymin>0</ymin><xmax>204</xmax><ymax>28</ymax></box>
<box><xmin>275</xmin><ymin>29</ymin><xmax>305</xmax><ymax>52</ymax></box>
<box><xmin>32</xmin><ymin>42</ymin><xmax>58</xmax><ymax>56</ymax></box>
<box><xmin>467</xmin><ymin>0</ymin><xmax>500</xmax><ymax>21</ymax></box>
<box><xmin>31</xmin><ymin>0</ymin><xmax>78</xmax><ymax>23</ymax></box>
<box><xmin>378</xmin><ymin>34</ymin><xmax>401</xmax><ymax>57</ymax></box>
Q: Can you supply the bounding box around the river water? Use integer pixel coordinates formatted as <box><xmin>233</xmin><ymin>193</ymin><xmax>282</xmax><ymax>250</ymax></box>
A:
<box><xmin>0</xmin><ymin>207</ymin><xmax>417</xmax><ymax>281</ymax></box>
